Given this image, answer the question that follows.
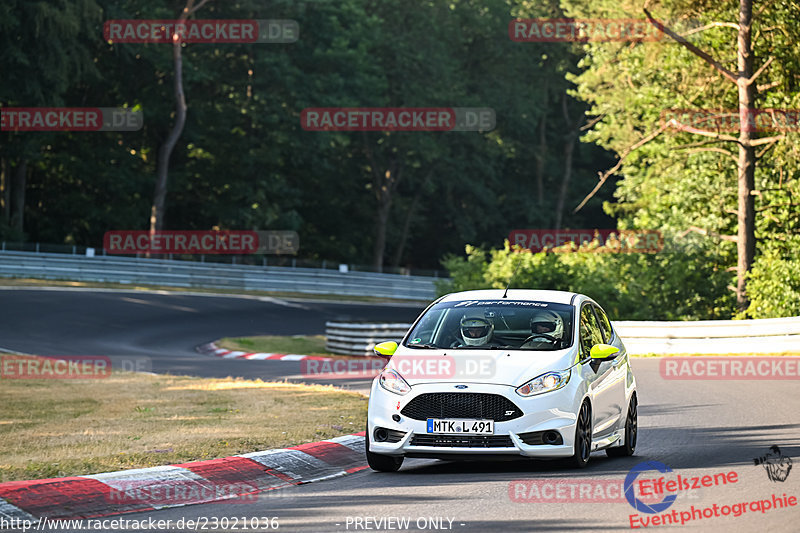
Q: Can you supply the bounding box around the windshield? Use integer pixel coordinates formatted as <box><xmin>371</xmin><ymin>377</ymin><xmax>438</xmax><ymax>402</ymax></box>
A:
<box><xmin>403</xmin><ymin>299</ymin><xmax>574</xmax><ymax>351</ymax></box>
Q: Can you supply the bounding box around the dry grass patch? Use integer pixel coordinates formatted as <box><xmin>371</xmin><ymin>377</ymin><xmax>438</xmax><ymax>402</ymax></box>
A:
<box><xmin>0</xmin><ymin>368</ymin><xmax>367</xmax><ymax>482</ymax></box>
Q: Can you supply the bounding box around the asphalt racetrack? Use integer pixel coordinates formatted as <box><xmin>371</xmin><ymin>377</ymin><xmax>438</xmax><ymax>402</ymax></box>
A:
<box><xmin>1</xmin><ymin>287</ymin><xmax>798</xmax><ymax>532</ymax></box>
<box><xmin>0</xmin><ymin>287</ymin><xmax>423</xmax><ymax>390</ymax></box>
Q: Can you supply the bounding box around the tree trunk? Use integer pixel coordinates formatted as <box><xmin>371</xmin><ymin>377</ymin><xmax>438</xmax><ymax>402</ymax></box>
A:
<box><xmin>534</xmin><ymin>116</ymin><xmax>546</xmax><ymax>208</ymax></box>
<box><xmin>363</xmin><ymin>130</ymin><xmax>404</xmax><ymax>273</ymax></box>
<box><xmin>533</xmin><ymin>76</ymin><xmax>549</xmax><ymax>211</ymax></box>
<box><xmin>373</xmin><ymin>194</ymin><xmax>391</xmax><ymax>272</ymax></box>
<box><xmin>555</xmin><ymin>94</ymin><xmax>582</xmax><ymax>230</ymax></box>
<box><xmin>371</xmin><ymin>161</ymin><xmax>402</xmax><ymax>272</ymax></box>
<box><xmin>735</xmin><ymin>0</ymin><xmax>756</xmax><ymax>311</ymax></box>
<box><xmin>11</xmin><ymin>159</ymin><xmax>27</xmax><ymax>233</ymax></box>
<box><xmin>150</xmin><ymin>0</ymin><xmax>202</xmax><ymax>233</ymax></box>
<box><xmin>390</xmin><ymin>171</ymin><xmax>431</xmax><ymax>268</ymax></box>
<box><xmin>555</xmin><ymin>135</ymin><xmax>575</xmax><ymax>231</ymax></box>
<box><xmin>151</xmin><ymin>41</ymin><xmax>187</xmax><ymax>232</ymax></box>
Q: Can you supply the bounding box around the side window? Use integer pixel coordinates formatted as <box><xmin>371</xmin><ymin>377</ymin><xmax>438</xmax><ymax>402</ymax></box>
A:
<box><xmin>579</xmin><ymin>304</ymin><xmax>604</xmax><ymax>356</ymax></box>
<box><xmin>410</xmin><ymin>308</ymin><xmax>445</xmax><ymax>345</ymax></box>
<box><xmin>593</xmin><ymin>305</ymin><xmax>613</xmax><ymax>343</ymax></box>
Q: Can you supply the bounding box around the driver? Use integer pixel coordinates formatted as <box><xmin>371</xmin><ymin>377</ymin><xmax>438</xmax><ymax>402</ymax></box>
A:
<box><xmin>521</xmin><ymin>310</ymin><xmax>564</xmax><ymax>348</ymax></box>
<box><xmin>455</xmin><ymin>316</ymin><xmax>494</xmax><ymax>347</ymax></box>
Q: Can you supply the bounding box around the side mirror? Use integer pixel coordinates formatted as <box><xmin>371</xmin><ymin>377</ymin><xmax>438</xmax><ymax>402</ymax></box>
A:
<box><xmin>373</xmin><ymin>341</ymin><xmax>398</xmax><ymax>359</ymax></box>
<box><xmin>590</xmin><ymin>343</ymin><xmax>620</xmax><ymax>361</ymax></box>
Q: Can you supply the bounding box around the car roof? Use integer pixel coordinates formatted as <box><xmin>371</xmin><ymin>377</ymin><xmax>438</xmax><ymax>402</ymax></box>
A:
<box><xmin>438</xmin><ymin>289</ymin><xmax>579</xmax><ymax>305</ymax></box>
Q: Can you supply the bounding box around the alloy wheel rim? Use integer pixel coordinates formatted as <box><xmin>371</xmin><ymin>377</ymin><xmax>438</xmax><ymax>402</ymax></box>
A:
<box><xmin>579</xmin><ymin>403</ymin><xmax>591</xmax><ymax>461</ymax></box>
<box><xmin>628</xmin><ymin>401</ymin><xmax>637</xmax><ymax>449</ymax></box>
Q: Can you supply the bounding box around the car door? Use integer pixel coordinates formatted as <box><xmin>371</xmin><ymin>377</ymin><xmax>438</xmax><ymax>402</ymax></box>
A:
<box><xmin>592</xmin><ymin>304</ymin><xmax>626</xmax><ymax>434</ymax></box>
<box><xmin>577</xmin><ymin>303</ymin><xmax>618</xmax><ymax>438</ymax></box>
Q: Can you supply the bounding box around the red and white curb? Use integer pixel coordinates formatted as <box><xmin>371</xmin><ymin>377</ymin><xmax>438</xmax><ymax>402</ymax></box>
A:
<box><xmin>0</xmin><ymin>433</ymin><xmax>366</xmax><ymax>521</ymax></box>
<box><xmin>197</xmin><ymin>342</ymin><xmax>332</xmax><ymax>362</ymax></box>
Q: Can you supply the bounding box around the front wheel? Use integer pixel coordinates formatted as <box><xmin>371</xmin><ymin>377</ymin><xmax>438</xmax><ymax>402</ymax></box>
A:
<box><xmin>607</xmin><ymin>395</ymin><xmax>637</xmax><ymax>458</ymax></box>
<box><xmin>566</xmin><ymin>401</ymin><xmax>592</xmax><ymax>468</ymax></box>
<box><xmin>365</xmin><ymin>425</ymin><xmax>404</xmax><ymax>472</ymax></box>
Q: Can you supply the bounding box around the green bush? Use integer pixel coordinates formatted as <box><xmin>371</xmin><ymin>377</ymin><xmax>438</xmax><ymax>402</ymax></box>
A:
<box><xmin>438</xmin><ymin>240</ymin><xmax>736</xmax><ymax>320</ymax></box>
<box><xmin>742</xmin><ymin>237</ymin><xmax>800</xmax><ymax>319</ymax></box>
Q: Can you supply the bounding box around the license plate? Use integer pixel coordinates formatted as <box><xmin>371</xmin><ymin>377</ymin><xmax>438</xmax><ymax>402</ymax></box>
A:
<box><xmin>426</xmin><ymin>418</ymin><xmax>494</xmax><ymax>434</ymax></box>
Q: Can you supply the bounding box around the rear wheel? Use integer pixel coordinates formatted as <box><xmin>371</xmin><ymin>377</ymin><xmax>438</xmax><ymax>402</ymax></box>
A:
<box><xmin>567</xmin><ymin>401</ymin><xmax>592</xmax><ymax>468</ymax></box>
<box><xmin>365</xmin><ymin>425</ymin><xmax>404</xmax><ymax>472</ymax></box>
<box><xmin>607</xmin><ymin>395</ymin><xmax>637</xmax><ymax>458</ymax></box>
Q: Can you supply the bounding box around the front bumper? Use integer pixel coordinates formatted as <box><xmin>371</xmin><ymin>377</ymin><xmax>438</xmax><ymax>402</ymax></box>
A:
<box><xmin>367</xmin><ymin>381</ymin><xmax>581</xmax><ymax>458</ymax></box>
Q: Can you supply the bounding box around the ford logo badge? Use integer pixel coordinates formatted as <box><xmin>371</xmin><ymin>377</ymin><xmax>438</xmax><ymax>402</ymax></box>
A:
<box><xmin>454</xmin><ymin>385</ymin><xmax>468</xmax><ymax>389</ymax></box>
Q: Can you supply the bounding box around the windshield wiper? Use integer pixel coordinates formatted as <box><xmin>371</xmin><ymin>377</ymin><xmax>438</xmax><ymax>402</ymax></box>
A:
<box><xmin>454</xmin><ymin>344</ymin><xmax>512</xmax><ymax>349</ymax></box>
<box><xmin>405</xmin><ymin>343</ymin><xmax>439</xmax><ymax>349</ymax></box>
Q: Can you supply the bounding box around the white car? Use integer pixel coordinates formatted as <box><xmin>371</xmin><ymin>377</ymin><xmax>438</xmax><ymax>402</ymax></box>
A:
<box><xmin>366</xmin><ymin>289</ymin><xmax>638</xmax><ymax>471</ymax></box>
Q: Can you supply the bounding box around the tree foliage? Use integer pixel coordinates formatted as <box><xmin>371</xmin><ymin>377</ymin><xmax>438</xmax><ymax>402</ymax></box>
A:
<box><xmin>1</xmin><ymin>0</ymin><xmax>797</xmax><ymax>317</ymax></box>
<box><xmin>554</xmin><ymin>0</ymin><xmax>800</xmax><ymax>317</ymax></box>
<box><xmin>438</xmin><ymin>239</ymin><xmax>735</xmax><ymax>320</ymax></box>
<box><xmin>1</xmin><ymin>0</ymin><xmax>614</xmax><ymax>267</ymax></box>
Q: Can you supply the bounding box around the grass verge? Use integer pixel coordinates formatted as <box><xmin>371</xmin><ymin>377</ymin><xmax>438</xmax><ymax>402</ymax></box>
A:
<box><xmin>0</xmin><ymin>358</ymin><xmax>367</xmax><ymax>483</ymax></box>
<box><xmin>217</xmin><ymin>335</ymin><xmax>335</xmax><ymax>357</ymax></box>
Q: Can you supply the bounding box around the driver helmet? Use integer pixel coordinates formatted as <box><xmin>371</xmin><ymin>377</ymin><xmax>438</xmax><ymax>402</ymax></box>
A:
<box><xmin>460</xmin><ymin>316</ymin><xmax>494</xmax><ymax>346</ymax></box>
<box><xmin>529</xmin><ymin>310</ymin><xmax>564</xmax><ymax>341</ymax></box>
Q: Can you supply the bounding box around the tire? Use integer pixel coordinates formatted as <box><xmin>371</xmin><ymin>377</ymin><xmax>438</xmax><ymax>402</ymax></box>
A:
<box><xmin>567</xmin><ymin>401</ymin><xmax>592</xmax><ymax>468</ymax></box>
<box><xmin>365</xmin><ymin>425</ymin><xmax>404</xmax><ymax>472</ymax></box>
<box><xmin>607</xmin><ymin>394</ymin><xmax>637</xmax><ymax>458</ymax></box>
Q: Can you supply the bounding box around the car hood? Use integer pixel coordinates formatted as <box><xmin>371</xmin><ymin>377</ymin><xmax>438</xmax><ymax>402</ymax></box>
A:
<box><xmin>387</xmin><ymin>347</ymin><xmax>577</xmax><ymax>387</ymax></box>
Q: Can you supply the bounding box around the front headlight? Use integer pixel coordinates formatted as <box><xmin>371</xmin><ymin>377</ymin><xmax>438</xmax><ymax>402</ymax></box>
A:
<box><xmin>516</xmin><ymin>368</ymin><xmax>571</xmax><ymax>397</ymax></box>
<box><xmin>379</xmin><ymin>368</ymin><xmax>411</xmax><ymax>395</ymax></box>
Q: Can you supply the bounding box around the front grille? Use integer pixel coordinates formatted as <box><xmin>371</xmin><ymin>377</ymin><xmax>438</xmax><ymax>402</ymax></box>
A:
<box><xmin>410</xmin><ymin>434</ymin><xmax>514</xmax><ymax>448</ymax></box>
<box><xmin>400</xmin><ymin>393</ymin><xmax>522</xmax><ymax>422</ymax></box>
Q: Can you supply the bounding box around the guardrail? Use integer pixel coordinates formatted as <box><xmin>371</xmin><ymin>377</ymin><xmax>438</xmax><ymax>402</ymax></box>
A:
<box><xmin>325</xmin><ymin>316</ymin><xmax>800</xmax><ymax>356</ymax></box>
<box><xmin>614</xmin><ymin>316</ymin><xmax>800</xmax><ymax>354</ymax></box>
<box><xmin>325</xmin><ymin>322</ymin><xmax>412</xmax><ymax>356</ymax></box>
<box><xmin>0</xmin><ymin>251</ymin><xmax>438</xmax><ymax>301</ymax></box>
<box><xmin>0</xmin><ymin>241</ymin><xmax>445</xmax><ymax>277</ymax></box>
